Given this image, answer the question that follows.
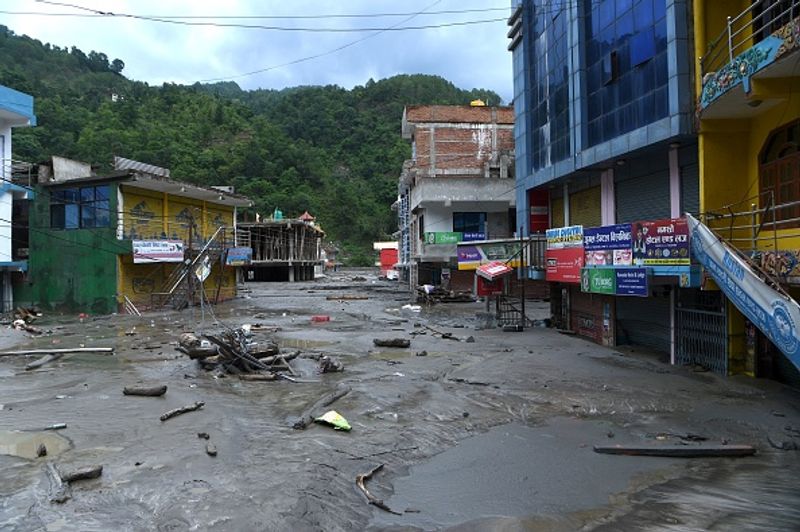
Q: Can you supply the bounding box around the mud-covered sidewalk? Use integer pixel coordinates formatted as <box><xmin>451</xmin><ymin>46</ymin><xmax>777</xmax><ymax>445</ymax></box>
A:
<box><xmin>1</xmin><ymin>269</ymin><xmax>799</xmax><ymax>531</ymax></box>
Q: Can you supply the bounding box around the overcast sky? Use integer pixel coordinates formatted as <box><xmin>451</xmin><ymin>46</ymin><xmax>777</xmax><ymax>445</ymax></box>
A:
<box><xmin>0</xmin><ymin>0</ymin><xmax>514</xmax><ymax>102</ymax></box>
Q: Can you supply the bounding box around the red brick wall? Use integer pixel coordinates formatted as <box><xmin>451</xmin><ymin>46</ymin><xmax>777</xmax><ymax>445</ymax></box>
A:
<box><xmin>411</xmin><ymin>120</ymin><xmax>514</xmax><ymax>177</ymax></box>
<box><xmin>406</xmin><ymin>105</ymin><xmax>514</xmax><ymax>124</ymax></box>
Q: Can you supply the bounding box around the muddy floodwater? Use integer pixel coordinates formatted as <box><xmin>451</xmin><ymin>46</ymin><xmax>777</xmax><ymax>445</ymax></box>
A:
<box><xmin>1</xmin><ymin>269</ymin><xmax>799</xmax><ymax>531</ymax></box>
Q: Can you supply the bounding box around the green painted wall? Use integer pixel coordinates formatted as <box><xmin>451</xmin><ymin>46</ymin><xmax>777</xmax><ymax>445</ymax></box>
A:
<box><xmin>14</xmin><ymin>181</ymin><xmax>127</xmax><ymax>314</ymax></box>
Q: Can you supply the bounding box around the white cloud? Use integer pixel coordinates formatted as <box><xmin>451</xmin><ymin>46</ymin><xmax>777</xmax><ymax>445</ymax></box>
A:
<box><xmin>1</xmin><ymin>0</ymin><xmax>513</xmax><ymax>100</ymax></box>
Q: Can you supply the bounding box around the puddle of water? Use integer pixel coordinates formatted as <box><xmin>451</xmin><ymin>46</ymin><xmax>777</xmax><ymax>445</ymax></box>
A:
<box><xmin>277</xmin><ymin>338</ymin><xmax>333</xmax><ymax>349</ymax></box>
<box><xmin>0</xmin><ymin>430</ymin><xmax>71</xmax><ymax>459</ymax></box>
<box><xmin>375</xmin><ymin>418</ymin><xmax>681</xmax><ymax>529</ymax></box>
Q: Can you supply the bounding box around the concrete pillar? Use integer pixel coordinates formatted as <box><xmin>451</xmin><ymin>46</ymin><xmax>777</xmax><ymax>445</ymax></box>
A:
<box><xmin>288</xmin><ymin>266</ymin><xmax>295</xmax><ymax>282</ymax></box>
<box><xmin>669</xmin><ymin>144</ymin><xmax>681</xmax><ymax>218</ymax></box>
<box><xmin>563</xmin><ymin>182</ymin><xmax>570</xmax><ymax>225</ymax></box>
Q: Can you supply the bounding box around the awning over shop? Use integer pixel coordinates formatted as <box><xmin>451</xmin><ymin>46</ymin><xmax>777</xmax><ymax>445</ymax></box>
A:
<box><xmin>476</xmin><ymin>261</ymin><xmax>513</xmax><ymax>281</ymax></box>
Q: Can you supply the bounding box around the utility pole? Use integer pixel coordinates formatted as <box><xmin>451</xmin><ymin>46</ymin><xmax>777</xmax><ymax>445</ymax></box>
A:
<box><xmin>520</xmin><ymin>225</ymin><xmax>525</xmax><ymax>330</ymax></box>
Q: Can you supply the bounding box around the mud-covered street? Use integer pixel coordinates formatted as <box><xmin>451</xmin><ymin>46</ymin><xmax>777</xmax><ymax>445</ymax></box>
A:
<box><xmin>1</xmin><ymin>270</ymin><xmax>800</xmax><ymax>531</ymax></box>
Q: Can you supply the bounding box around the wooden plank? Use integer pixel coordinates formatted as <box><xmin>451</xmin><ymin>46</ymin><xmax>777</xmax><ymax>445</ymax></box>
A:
<box><xmin>593</xmin><ymin>444</ymin><xmax>756</xmax><ymax>458</ymax></box>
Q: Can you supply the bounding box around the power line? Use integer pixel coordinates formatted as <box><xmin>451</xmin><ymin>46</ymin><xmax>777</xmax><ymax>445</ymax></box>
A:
<box><xmin>29</xmin><ymin>1</ymin><xmax>506</xmax><ymax>33</ymax></box>
<box><xmin>5</xmin><ymin>6</ymin><xmax>511</xmax><ymax>20</ymax></box>
<box><xmin>198</xmin><ymin>0</ymin><xmax>444</xmax><ymax>83</ymax></box>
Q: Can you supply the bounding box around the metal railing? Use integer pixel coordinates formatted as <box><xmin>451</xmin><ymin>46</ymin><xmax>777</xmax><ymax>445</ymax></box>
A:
<box><xmin>0</xmin><ymin>158</ymin><xmax>35</xmax><ymax>186</ymax></box>
<box><xmin>700</xmin><ymin>0</ymin><xmax>799</xmax><ymax>78</ymax></box>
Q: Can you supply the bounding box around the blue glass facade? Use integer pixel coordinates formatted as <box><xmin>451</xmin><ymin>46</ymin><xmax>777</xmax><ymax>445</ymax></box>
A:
<box><xmin>526</xmin><ymin>1</ymin><xmax>571</xmax><ymax>170</ymax></box>
<box><xmin>585</xmin><ymin>0</ymin><xmax>669</xmax><ymax>146</ymax></box>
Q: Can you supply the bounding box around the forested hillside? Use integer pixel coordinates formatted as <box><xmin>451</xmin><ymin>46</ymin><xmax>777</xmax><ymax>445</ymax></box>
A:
<box><xmin>0</xmin><ymin>26</ymin><xmax>501</xmax><ymax>263</ymax></box>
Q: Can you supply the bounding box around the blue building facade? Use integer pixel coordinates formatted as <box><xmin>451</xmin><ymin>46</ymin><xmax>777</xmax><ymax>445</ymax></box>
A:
<box><xmin>509</xmin><ymin>0</ymin><xmax>702</xmax><ymax>357</ymax></box>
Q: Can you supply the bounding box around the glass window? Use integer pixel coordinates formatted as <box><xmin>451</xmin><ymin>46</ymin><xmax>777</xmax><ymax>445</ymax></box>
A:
<box><xmin>631</xmin><ymin>28</ymin><xmax>656</xmax><ymax>66</ymax></box>
<box><xmin>49</xmin><ymin>185</ymin><xmax>112</xmax><ymax>230</ymax></box>
<box><xmin>453</xmin><ymin>212</ymin><xmax>486</xmax><ymax>234</ymax></box>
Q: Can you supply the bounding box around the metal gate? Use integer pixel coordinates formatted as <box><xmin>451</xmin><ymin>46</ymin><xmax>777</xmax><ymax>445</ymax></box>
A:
<box><xmin>675</xmin><ymin>289</ymin><xmax>728</xmax><ymax>374</ymax></box>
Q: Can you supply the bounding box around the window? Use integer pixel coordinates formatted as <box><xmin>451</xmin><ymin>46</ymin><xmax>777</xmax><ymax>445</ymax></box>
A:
<box><xmin>50</xmin><ymin>185</ymin><xmax>111</xmax><ymax>229</ymax></box>
<box><xmin>760</xmin><ymin>120</ymin><xmax>800</xmax><ymax>225</ymax></box>
<box><xmin>453</xmin><ymin>212</ymin><xmax>486</xmax><ymax>234</ymax></box>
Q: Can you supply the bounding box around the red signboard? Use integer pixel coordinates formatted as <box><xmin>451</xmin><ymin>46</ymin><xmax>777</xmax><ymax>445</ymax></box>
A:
<box><xmin>476</xmin><ymin>261</ymin><xmax>513</xmax><ymax>281</ymax></box>
<box><xmin>476</xmin><ymin>276</ymin><xmax>504</xmax><ymax>296</ymax></box>
<box><xmin>528</xmin><ymin>188</ymin><xmax>549</xmax><ymax>234</ymax></box>
<box><xmin>545</xmin><ymin>247</ymin><xmax>584</xmax><ymax>283</ymax></box>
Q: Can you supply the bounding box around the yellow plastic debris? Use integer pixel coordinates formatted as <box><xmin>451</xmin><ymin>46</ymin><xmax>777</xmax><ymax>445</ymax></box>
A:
<box><xmin>315</xmin><ymin>410</ymin><xmax>351</xmax><ymax>431</ymax></box>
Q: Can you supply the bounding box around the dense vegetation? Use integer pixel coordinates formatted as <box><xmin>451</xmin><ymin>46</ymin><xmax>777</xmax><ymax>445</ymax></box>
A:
<box><xmin>0</xmin><ymin>26</ymin><xmax>500</xmax><ymax>264</ymax></box>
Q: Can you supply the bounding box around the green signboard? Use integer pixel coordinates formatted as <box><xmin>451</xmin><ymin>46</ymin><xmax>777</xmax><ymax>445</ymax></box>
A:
<box><xmin>581</xmin><ymin>268</ymin><xmax>615</xmax><ymax>295</ymax></box>
<box><xmin>424</xmin><ymin>232</ymin><xmax>462</xmax><ymax>244</ymax></box>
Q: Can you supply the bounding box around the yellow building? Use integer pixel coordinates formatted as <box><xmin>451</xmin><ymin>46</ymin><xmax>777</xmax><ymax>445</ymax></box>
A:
<box><xmin>695</xmin><ymin>0</ymin><xmax>800</xmax><ymax>379</ymax></box>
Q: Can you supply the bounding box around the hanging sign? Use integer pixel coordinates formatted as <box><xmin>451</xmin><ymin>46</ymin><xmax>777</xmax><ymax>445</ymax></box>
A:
<box><xmin>583</xmin><ymin>223</ymin><xmax>632</xmax><ymax>266</ymax></box>
<box><xmin>615</xmin><ymin>268</ymin><xmax>649</xmax><ymax>297</ymax></box>
<box><xmin>225</xmin><ymin>247</ymin><xmax>253</xmax><ymax>266</ymax></box>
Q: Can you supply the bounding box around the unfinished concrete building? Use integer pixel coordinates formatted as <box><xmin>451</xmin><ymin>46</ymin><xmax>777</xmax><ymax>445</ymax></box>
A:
<box><xmin>236</xmin><ymin>219</ymin><xmax>323</xmax><ymax>282</ymax></box>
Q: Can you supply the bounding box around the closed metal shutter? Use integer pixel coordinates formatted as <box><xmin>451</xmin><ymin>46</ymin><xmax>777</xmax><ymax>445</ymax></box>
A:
<box><xmin>551</xmin><ymin>197</ymin><xmax>565</xmax><ymax>227</ymax></box>
<box><xmin>570</xmin><ymin>186</ymin><xmax>602</xmax><ymax>227</ymax></box>
<box><xmin>680</xmin><ymin>144</ymin><xmax>700</xmax><ymax>216</ymax></box>
<box><xmin>615</xmin><ymin>292</ymin><xmax>672</xmax><ymax>353</ymax></box>
<box><xmin>615</xmin><ymin>160</ymin><xmax>670</xmax><ymax>222</ymax></box>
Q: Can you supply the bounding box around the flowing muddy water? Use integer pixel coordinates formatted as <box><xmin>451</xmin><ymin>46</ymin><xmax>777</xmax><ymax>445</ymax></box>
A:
<box><xmin>0</xmin><ymin>270</ymin><xmax>798</xmax><ymax>530</ymax></box>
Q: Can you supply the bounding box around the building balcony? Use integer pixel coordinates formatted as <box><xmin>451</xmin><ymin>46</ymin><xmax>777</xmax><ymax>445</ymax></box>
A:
<box><xmin>409</xmin><ymin>176</ymin><xmax>515</xmax><ymax>211</ymax></box>
<box><xmin>699</xmin><ymin>0</ymin><xmax>800</xmax><ymax>119</ymax></box>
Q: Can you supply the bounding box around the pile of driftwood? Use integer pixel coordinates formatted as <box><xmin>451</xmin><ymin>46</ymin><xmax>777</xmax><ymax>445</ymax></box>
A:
<box><xmin>177</xmin><ymin>327</ymin><xmax>343</xmax><ymax>381</ymax></box>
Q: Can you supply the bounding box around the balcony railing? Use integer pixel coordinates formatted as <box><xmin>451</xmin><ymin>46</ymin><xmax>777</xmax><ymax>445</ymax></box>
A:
<box><xmin>701</xmin><ymin>0</ymin><xmax>799</xmax><ymax>78</ymax></box>
<box><xmin>0</xmin><ymin>158</ymin><xmax>35</xmax><ymax>186</ymax></box>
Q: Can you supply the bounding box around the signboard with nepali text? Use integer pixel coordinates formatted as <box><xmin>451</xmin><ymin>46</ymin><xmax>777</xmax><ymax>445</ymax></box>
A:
<box><xmin>132</xmin><ymin>240</ymin><xmax>184</xmax><ymax>264</ymax></box>
<box><xmin>583</xmin><ymin>223</ymin><xmax>632</xmax><ymax>266</ymax></box>
<box><xmin>632</xmin><ymin>218</ymin><xmax>690</xmax><ymax>266</ymax></box>
<box><xmin>580</xmin><ymin>267</ymin><xmax>649</xmax><ymax>297</ymax></box>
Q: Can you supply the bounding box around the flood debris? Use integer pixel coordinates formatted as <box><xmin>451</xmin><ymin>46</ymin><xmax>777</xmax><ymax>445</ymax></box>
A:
<box><xmin>177</xmin><ymin>333</ymin><xmax>219</xmax><ymax>359</ymax></box>
<box><xmin>293</xmin><ymin>384</ymin><xmax>351</xmax><ymax>430</ymax></box>
<box><xmin>12</xmin><ymin>319</ymin><xmax>44</xmax><ymax>335</ymax></box>
<box><xmin>593</xmin><ymin>443</ymin><xmax>757</xmax><ymax>457</ymax></box>
<box><xmin>315</xmin><ymin>410</ymin><xmax>351</xmax><ymax>431</ymax></box>
<box><xmin>44</xmin><ymin>423</ymin><xmax>67</xmax><ymax>431</ymax></box>
<box><xmin>373</xmin><ymin>338</ymin><xmax>411</xmax><ymax>348</ymax></box>
<box><xmin>160</xmin><ymin>401</ymin><xmax>205</xmax><ymax>422</ymax></box>
<box><xmin>0</xmin><ymin>347</ymin><xmax>114</xmax><ymax>358</ymax></box>
<box><xmin>36</xmin><ymin>443</ymin><xmax>47</xmax><ymax>457</ymax></box>
<box><xmin>318</xmin><ymin>355</ymin><xmax>344</xmax><ymax>373</ymax></box>
<box><xmin>197</xmin><ymin>432</ymin><xmax>210</xmax><ymax>440</ymax></box>
<box><xmin>25</xmin><ymin>353</ymin><xmax>64</xmax><ymax>371</ymax></box>
<box><xmin>206</xmin><ymin>443</ymin><xmax>218</xmax><ymax>457</ymax></box>
<box><xmin>767</xmin><ymin>436</ymin><xmax>799</xmax><ymax>451</ymax></box>
<box><xmin>61</xmin><ymin>465</ymin><xmax>103</xmax><ymax>482</ymax></box>
<box><xmin>46</xmin><ymin>462</ymin><xmax>70</xmax><ymax>504</ymax></box>
<box><xmin>326</xmin><ymin>295</ymin><xmax>369</xmax><ymax>301</ymax></box>
<box><xmin>355</xmin><ymin>464</ymin><xmax>402</xmax><ymax>515</ymax></box>
<box><xmin>123</xmin><ymin>384</ymin><xmax>168</xmax><ymax>397</ymax></box>
<box><xmin>416</xmin><ymin>285</ymin><xmax>474</xmax><ymax>304</ymax></box>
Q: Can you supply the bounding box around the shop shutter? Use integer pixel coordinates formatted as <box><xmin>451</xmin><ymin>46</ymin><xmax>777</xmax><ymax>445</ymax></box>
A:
<box><xmin>551</xmin><ymin>197</ymin><xmax>565</xmax><ymax>227</ymax></box>
<box><xmin>615</xmin><ymin>292</ymin><xmax>672</xmax><ymax>353</ymax></box>
<box><xmin>570</xmin><ymin>186</ymin><xmax>602</xmax><ymax>227</ymax></box>
<box><xmin>615</xmin><ymin>166</ymin><xmax>670</xmax><ymax>222</ymax></box>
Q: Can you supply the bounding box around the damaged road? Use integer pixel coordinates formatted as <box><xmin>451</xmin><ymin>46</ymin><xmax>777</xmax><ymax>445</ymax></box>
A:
<box><xmin>1</xmin><ymin>269</ymin><xmax>799</xmax><ymax>531</ymax></box>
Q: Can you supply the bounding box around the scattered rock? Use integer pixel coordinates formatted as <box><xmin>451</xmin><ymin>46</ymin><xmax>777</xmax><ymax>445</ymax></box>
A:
<box><xmin>197</xmin><ymin>432</ymin><xmax>210</xmax><ymax>440</ymax></box>
<box><xmin>373</xmin><ymin>338</ymin><xmax>411</xmax><ymax>348</ymax></box>
<box><xmin>415</xmin><ymin>350</ymin><xmax>428</xmax><ymax>357</ymax></box>
<box><xmin>206</xmin><ymin>443</ymin><xmax>218</xmax><ymax>457</ymax></box>
<box><xmin>36</xmin><ymin>443</ymin><xmax>47</xmax><ymax>457</ymax></box>
<box><xmin>465</xmin><ymin>336</ymin><xmax>475</xmax><ymax>343</ymax></box>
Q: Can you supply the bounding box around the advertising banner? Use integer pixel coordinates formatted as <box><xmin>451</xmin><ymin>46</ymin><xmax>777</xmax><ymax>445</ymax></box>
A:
<box><xmin>632</xmin><ymin>218</ymin><xmax>690</xmax><ymax>265</ymax></box>
<box><xmin>546</xmin><ymin>247</ymin><xmax>584</xmax><ymax>283</ymax></box>
<box><xmin>528</xmin><ymin>189</ymin><xmax>550</xmax><ymax>233</ymax></box>
<box><xmin>462</xmin><ymin>232</ymin><xmax>486</xmax><ymax>242</ymax></box>
<box><xmin>688</xmin><ymin>214</ymin><xmax>800</xmax><ymax>370</ymax></box>
<box><xmin>583</xmin><ymin>223</ymin><xmax>632</xmax><ymax>266</ymax></box>
<box><xmin>457</xmin><ymin>242</ymin><xmax>522</xmax><ymax>270</ymax></box>
<box><xmin>615</xmin><ymin>268</ymin><xmax>649</xmax><ymax>297</ymax></box>
<box><xmin>225</xmin><ymin>247</ymin><xmax>253</xmax><ymax>266</ymax></box>
<box><xmin>132</xmin><ymin>240</ymin><xmax>185</xmax><ymax>264</ymax></box>
<box><xmin>546</xmin><ymin>225</ymin><xmax>583</xmax><ymax>250</ymax></box>
<box><xmin>581</xmin><ymin>268</ymin><xmax>615</xmax><ymax>295</ymax></box>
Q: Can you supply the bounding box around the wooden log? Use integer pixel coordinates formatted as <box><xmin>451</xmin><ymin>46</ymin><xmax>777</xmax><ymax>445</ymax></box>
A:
<box><xmin>593</xmin><ymin>444</ymin><xmax>756</xmax><ymax>458</ymax></box>
<box><xmin>123</xmin><ymin>385</ymin><xmax>168</xmax><ymax>397</ymax></box>
<box><xmin>46</xmin><ymin>462</ymin><xmax>71</xmax><ymax>504</ymax></box>
<box><xmin>355</xmin><ymin>464</ymin><xmax>401</xmax><ymax>515</ymax></box>
<box><xmin>326</xmin><ymin>295</ymin><xmax>369</xmax><ymax>301</ymax></box>
<box><xmin>292</xmin><ymin>384</ymin><xmax>351</xmax><ymax>430</ymax></box>
<box><xmin>238</xmin><ymin>373</ymin><xmax>277</xmax><ymax>382</ymax></box>
<box><xmin>160</xmin><ymin>401</ymin><xmax>205</xmax><ymax>422</ymax></box>
<box><xmin>25</xmin><ymin>353</ymin><xmax>64</xmax><ymax>370</ymax></box>
<box><xmin>257</xmin><ymin>350</ymin><xmax>301</xmax><ymax>366</ymax></box>
<box><xmin>176</xmin><ymin>345</ymin><xmax>219</xmax><ymax>360</ymax></box>
<box><xmin>0</xmin><ymin>347</ymin><xmax>114</xmax><ymax>357</ymax></box>
<box><xmin>373</xmin><ymin>338</ymin><xmax>410</xmax><ymax>348</ymax></box>
<box><xmin>61</xmin><ymin>465</ymin><xmax>103</xmax><ymax>482</ymax></box>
